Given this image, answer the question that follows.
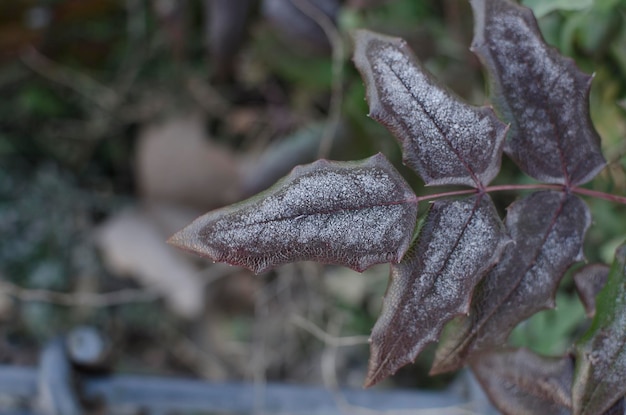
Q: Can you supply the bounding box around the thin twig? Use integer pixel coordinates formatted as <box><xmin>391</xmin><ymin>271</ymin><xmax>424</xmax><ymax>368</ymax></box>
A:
<box><xmin>20</xmin><ymin>46</ymin><xmax>119</xmax><ymax>111</ymax></box>
<box><xmin>290</xmin><ymin>0</ymin><xmax>345</xmax><ymax>159</ymax></box>
<box><xmin>169</xmin><ymin>328</ymin><xmax>232</xmax><ymax>380</ymax></box>
<box><xmin>290</xmin><ymin>314</ymin><xmax>369</xmax><ymax>347</ymax></box>
<box><xmin>0</xmin><ymin>279</ymin><xmax>159</xmax><ymax>307</ymax></box>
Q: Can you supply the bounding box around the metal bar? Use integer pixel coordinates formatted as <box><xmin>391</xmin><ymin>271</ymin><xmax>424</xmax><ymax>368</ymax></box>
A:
<box><xmin>0</xmin><ymin>365</ymin><xmax>37</xmax><ymax>398</ymax></box>
<box><xmin>38</xmin><ymin>338</ymin><xmax>82</xmax><ymax>415</ymax></box>
<box><xmin>0</xmin><ymin>365</ymin><xmax>474</xmax><ymax>414</ymax></box>
<box><xmin>84</xmin><ymin>375</ymin><xmax>468</xmax><ymax>414</ymax></box>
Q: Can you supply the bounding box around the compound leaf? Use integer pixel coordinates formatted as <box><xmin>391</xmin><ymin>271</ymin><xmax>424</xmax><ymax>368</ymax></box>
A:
<box><xmin>470</xmin><ymin>0</ymin><xmax>605</xmax><ymax>186</ymax></box>
<box><xmin>573</xmin><ymin>243</ymin><xmax>626</xmax><ymax>415</ymax></box>
<box><xmin>353</xmin><ymin>29</ymin><xmax>508</xmax><ymax>189</ymax></box>
<box><xmin>573</xmin><ymin>264</ymin><xmax>610</xmax><ymax>318</ymax></box>
<box><xmin>365</xmin><ymin>194</ymin><xmax>509</xmax><ymax>387</ymax></box>
<box><xmin>432</xmin><ymin>191</ymin><xmax>591</xmax><ymax>374</ymax></box>
<box><xmin>169</xmin><ymin>153</ymin><xmax>417</xmax><ymax>274</ymax></box>
<box><xmin>471</xmin><ymin>348</ymin><xmax>573</xmax><ymax>415</ymax></box>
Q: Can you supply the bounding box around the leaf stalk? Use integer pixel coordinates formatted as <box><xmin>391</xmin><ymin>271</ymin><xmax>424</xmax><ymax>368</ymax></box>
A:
<box><xmin>416</xmin><ymin>184</ymin><xmax>626</xmax><ymax>206</ymax></box>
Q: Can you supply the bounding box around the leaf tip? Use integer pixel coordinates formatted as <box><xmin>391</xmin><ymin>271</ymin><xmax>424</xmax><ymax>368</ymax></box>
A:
<box><xmin>167</xmin><ymin>226</ymin><xmax>195</xmax><ymax>252</ymax></box>
<box><xmin>363</xmin><ymin>359</ymin><xmax>396</xmax><ymax>388</ymax></box>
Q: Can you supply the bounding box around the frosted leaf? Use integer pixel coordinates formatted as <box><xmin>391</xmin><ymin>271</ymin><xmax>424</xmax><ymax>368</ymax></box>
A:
<box><xmin>573</xmin><ymin>264</ymin><xmax>610</xmax><ymax>318</ymax></box>
<box><xmin>365</xmin><ymin>194</ymin><xmax>509</xmax><ymax>387</ymax></box>
<box><xmin>573</xmin><ymin>243</ymin><xmax>626</xmax><ymax>415</ymax></box>
<box><xmin>470</xmin><ymin>0</ymin><xmax>606</xmax><ymax>186</ymax></box>
<box><xmin>471</xmin><ymin>348</ymin><xmax>573</xmax><ymax>415</ymax></box>
<box><xmin>432</xmin><ymin>191</ymin><xmax>591</xmax><ymax>374</ymax></box>
<box><xmin>168</xmin><ymin>153</ymin><xmax>417</xmax><ymax>274</ymax></box>
<box><xmin>353</xmin><ymin>29</ymin><xmax>508</xmax><ymax>189</ymax></box>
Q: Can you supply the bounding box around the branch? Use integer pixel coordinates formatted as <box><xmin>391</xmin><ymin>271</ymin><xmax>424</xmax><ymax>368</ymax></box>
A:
<box><xmin>20</xmin><ymin>46</ymin><xmax>119</xmax><ymax>111</ymax></box>
<box><xmin>0</xmin><ymin>280</ymin><xmax>159</xmax><ymax>307</ymax></box>
<box><xmin>290</xmin><ymin>314</ymin><xmax>369</xmax><ymax>347</ymax></box>
<box><xmin>289</xmin><ymin>0</ymin><xmax>344</xmax><ymax>159</ymax></box>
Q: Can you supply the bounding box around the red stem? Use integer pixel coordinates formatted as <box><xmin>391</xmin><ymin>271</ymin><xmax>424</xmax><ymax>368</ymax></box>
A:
<box><xmin>415</xmin><ymin>188</ymin><xmax>476</xmax><ymax>203</ymax></box>
<box><xmin>571</xmin><ymin>187</ymin><xmax>626</xmax><ymax>205</ymax></box>
<box><xmin>415</xmin><ymin>184</ymin><xmax>626</xmax><ymax>206</ymax></box>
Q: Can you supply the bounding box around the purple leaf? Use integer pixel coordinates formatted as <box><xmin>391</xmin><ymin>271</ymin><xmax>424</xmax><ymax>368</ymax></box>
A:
<box><xmin>365</xmin><ymin>194</ymin><xmax>509</xmax><ymax>387</ymax></box>
<box><xmin>432</xmin><ymin>191</ymin><xmax>591</xmax><ymax>374</ymax></box>
<box><xmin>469</xmin><ymin>0</ymin><xmax>606</xmax><ymax>186</ymax></box>
<box><xmin>168</xmin><ymin>153</ymin><xmax>417</xmax><ymax>274</ymax></box>
<box><xmin>573</xmin><ymin>264</ymin><xmax>610</xmax><ymax>318</ymax></box>
<box><xmin>471</xmin><ymin>348</ymin><xmax>573</xmax><ymax>415</ymax></box>
<box><xmin>573</xmin><ymin>243</ymin><xmax>626</xmax><ymax>415</ymax></box>
<box><xmin>353</xmin><ymin>29</ymin><xmax>508</xmax><ymax>189</ymax></box>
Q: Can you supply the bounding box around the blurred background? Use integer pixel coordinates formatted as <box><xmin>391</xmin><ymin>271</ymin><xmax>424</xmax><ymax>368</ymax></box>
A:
<box><xmin>0</xmin><ymin>0</ymin><xmax>625</xmax><ymax>413</ymax></box>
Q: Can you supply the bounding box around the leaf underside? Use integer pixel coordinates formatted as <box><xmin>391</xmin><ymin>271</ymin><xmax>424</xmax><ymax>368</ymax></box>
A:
<box><xmin>353</xmin><ymin>29</ymin><xmax>508</xmax><ymax>189</ymax></box>
<box><xmin>365</xmin><ymin>194</ymin><xmax>509</xmax><ymax>387</ymax></box>
<box><xmin>168</xmin><ymin>153</ymin><xmax>417</xmax><ymax>274</ymax></box>
<box><xmin>470</xmin><ymin>0</ymin><xmax>605</xmax><ymax>186</ymax></box>
<box><xmin>573</xmin><ymin>264</ymin><xmax>610</xmax><ymax>318</ymax></box>
<box><xmin>471</xmin><ymin>348</ymin><xmax>574</xmax><ymax>415</ymax></box>
<box><xmin>573</xmin><ymin>243</ymin><xmax>626</xmax><ymax>415</ymax></box>
<box><xmin>432</xmin><ymin>191</ymin><xmax>591</xmax><ymax>374</ymax></box>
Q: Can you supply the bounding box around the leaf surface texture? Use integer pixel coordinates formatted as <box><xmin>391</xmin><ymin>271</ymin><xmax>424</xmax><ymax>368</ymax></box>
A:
<box><xmin>168</xmin><ymin>153</ymin><xmax>417</xmax><ymax>274</ymax></box>
<box><xmin>353</xmin><ymin>29</ymin><xmax>507</xmax><ymax>188</ymax></box>
<box><xmin>366</xmin><ymin>195</ymin><xmax>508</xmax><ymax>386</ymax></box>
<box><xmin>470</xmin><ymin>0</ymin><xmax>605</xmax><ymax>185</ymax></box>
<box><xmin>472</xmin><ymin>348</ymin><xmax>573</xmax><ymax>415</ymax></box>
<box><xmin>432</xmin><ymin>191</ymin><xmax>591</xmax><ymax>374</ymax></box>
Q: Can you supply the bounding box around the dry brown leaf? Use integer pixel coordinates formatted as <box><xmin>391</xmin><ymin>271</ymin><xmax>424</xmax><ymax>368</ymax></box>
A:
<box><xmin>136</xmin><ymin>113</ymin><xmax>241</xmax><ymax>210</ymax></box>
<box><xmin>96</xmin><ymin>208</ymin><xmax>204</xmax><ymax>318</ymax></box>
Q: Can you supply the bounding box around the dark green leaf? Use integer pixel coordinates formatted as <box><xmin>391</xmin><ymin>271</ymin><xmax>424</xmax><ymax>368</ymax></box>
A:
<box><xmin>573</xmin><ymin>242</ymin><xmax>626</xmax><ymax>415</ymax></box>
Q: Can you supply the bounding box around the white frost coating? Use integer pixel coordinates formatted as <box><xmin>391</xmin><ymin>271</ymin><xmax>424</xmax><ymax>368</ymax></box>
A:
<box><xmin>366</xmin><ymin>195</ymin><xmax>509</xmax><ymax>386</ymax></box>
<box><xmin>431</xmin><ymin>191</ymin><xmax>592</xmax><ymax>374</ymax></box>
<box><xmin>353</xmin><ymin>29</ymin><xmax>508</xmax><ymax>188</ymax></box>
<box><xmin>168</xmin><ymin>153</ymin><xmax>418</xmax><ymax>274</ymax></box>
<box><xmin>470</xmin><ymin>0</ymin><xmax>605</xmax><ymax>185</ymax></box>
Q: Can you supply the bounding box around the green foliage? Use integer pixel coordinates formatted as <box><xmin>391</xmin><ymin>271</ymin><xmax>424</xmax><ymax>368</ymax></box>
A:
<box><xmin>522</xmin><ymin>0</ymin><xmax>593</xmax><ymax>18</ymax></box>
<box><xmin>574</xmin><ymin>242</ymin><xmax>626</xmax><ymax>414</ymax></box>
<box><xmin>509</xmin><ymin>292</ymin><xmax>586</xmax><ymax>356</ymax></box>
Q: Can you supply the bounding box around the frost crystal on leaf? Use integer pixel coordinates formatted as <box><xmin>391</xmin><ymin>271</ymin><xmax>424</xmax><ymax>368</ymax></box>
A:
<box><xmin>353</xmin><ymin>29</ymin><xmax>508</xmax><ymax>189</ymax></box>
<box><xmin>470</xmin><ymin>0</ymin><xmax>606</xmax><ymax>186</ymax></box>
<box><xmin>573</xmin><ymin>243</ymin><xmax>626</xmax><ymax>415</ymax></box>
<box><xmin>432</xmin><ymin>191</ymin><xmax>591</xmax><ymax>374</ymax></box>
<box><xmin>365</xmin><ymin>195</ymin><xmax>509</xmax><ymax>387</ymax></box>
<box><xmin>168</xmin><ymin>153</ymin><xmax>418</xmax><ymax>274</ymax></box>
